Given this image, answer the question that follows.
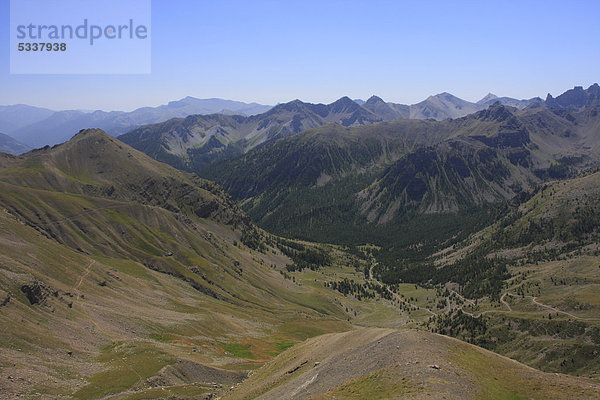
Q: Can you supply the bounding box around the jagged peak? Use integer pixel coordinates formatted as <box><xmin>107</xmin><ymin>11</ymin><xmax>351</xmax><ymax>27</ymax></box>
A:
<box><xmin>545</xmin><ymin>83</ymin><xmax>600</xmax><ymax>109</ymax></box>
<box><xmin>587</xmin><ymin>83</ymin><xmax>600</xmax><ymax>94</ymax></box>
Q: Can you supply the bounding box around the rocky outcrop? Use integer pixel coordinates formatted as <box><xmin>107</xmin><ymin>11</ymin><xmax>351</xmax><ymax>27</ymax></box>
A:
<box><xmin>20</xmin><ymin>281</ymin><xmax>55</xmax><ymax>305</ymax></box>
<box><xmin>545</xmin><ymin>84</ymin><xmax>600</xmax><ymax>110</ymax></box>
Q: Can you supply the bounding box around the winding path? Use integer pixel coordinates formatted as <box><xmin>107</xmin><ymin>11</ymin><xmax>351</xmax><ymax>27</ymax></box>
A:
<box><xmin>505</xmin><ymin>292</ymin><xmax>600</xmax><ymax>321</ymax></box>
<box><xmin>366</xmin><ymin>260</ymin><xmax>598</xmax><ymax>322</ymax></box>
<box><xmin>499</xmin><ymin>292</ymin><xmax>512</xmax><ymax>312</ymax></box>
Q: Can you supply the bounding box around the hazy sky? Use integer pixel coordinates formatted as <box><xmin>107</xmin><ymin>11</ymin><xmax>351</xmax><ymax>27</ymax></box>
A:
<box><xmin>1</xmin><ymin>0</ymin><xmax>599</xmax><ymax>111</ymax></box>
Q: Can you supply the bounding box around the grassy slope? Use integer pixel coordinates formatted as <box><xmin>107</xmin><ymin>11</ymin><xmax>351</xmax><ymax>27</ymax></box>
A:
<box><xmin>0</xmin><ymin>131</ymin><xmax>404</xmax><ymax>399</ymax></box>
<box><xmin>223</xmin><ymin>328</ymin><xmax>600</xmax><ymax>400</ymax></box>
<box><xmin>2</xmin><ymin>129</ymin><xmax>599</xmax><ymax>398</ymax></box>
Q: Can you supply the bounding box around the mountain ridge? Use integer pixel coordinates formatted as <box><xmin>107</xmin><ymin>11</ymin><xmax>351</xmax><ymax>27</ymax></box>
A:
<box><xmin>5</xmin><ymin>98</ymin><xmax>273</xmax><ymax>148</ymax></box>
<box><xmin>199</xmin><ymin>99</ymin><xmax>600</xmax><ymax>279</ymax></box>
<box><xmin>120</xmin><ymin>85</ymin><xmax>599</xmax><ymax>174</ymax></box>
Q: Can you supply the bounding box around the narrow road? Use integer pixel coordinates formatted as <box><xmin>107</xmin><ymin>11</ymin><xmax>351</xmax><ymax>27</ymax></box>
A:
<box><xmin>457</xmin><ymin>292</ymin><xmax>512</xmax><ymax>317</ymax></box>
<box><xmin>530</xmin><ymin>295</ymin><xmax>600</xmax><ymax>321</ymax></box>
<box><xmin>480</xmin><ymin>292</ymin><xmax>600</xmax><ymax>321</ymax></box>
<box><xmin>499</xmin><ymin>292</ymin><xmax>512</xmax><ymax>312</ymax></box>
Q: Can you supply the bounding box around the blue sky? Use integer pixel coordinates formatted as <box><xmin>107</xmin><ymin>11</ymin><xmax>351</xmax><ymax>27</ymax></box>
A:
<box><xmin>1</xmin><ymin>0</ymin><xmax>599</xmax><ymax>111</ymax></box>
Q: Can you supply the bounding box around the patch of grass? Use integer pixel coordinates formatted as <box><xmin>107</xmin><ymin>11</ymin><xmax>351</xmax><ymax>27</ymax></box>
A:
<box><xmin>218</xmin><ymin>337</ymin><xmax>298</xmax><ymax>362</ymax></box>
<box><xmin>451</xmin><ymin>342</ymin><xmax>598</xmax><ymax>399</ymax></box>
<box><xmin>280</xmin><ymin>289</ymin><xmax>347</xmax><ymax>317</ymax></box>
<box><xmin>74</xmin><ymin>342</ymin><xmax>174</xmax><ymax>400</ymax></box>
<box><xmin>455</xmin><ymin>349</ymin><xmax>533</xmax><ymax>399</ymax></box>
<box><xmin>120</xmin><ymin>383</ymin><xmax>210</xmax><ymax>400</ymax></box>
<box><xmin>315</xmin><ymin>367</ymin><xmax>416</xmax><ymax>399</ymax></box>
<box><xmin>278</xmin><ymin>318</ymin><xmax>351</xmax><ymax>341</ymax></box>
<box><xmin>271</xmin><ymin>339</ymin><xmax>295</xmax><ymax>355</ymax></box>
<box><xmin>149</xmin><ymin>332</ymin><xmax>172</xmax><ymax>343</ymax></box>
<box><xmin>95</xmin><ymin>257</ymin><xmax>153</xmax><ymax>280</ymax></box>
<box><xmin>221</xmin><ymin>342</ymin><xmax>255</xmax><ymax>359</ymax></box>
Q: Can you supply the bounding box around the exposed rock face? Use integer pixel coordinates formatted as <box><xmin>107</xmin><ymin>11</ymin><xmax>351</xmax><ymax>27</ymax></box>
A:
<box><xmin>545</xmin><ymin>84</ymin><xmax>600</xmax><ymax>110</ymax></box>
<box><xmin>140</xmin><ymin>359</ymin><xmax>247</xmax><ymax>389</ymax></box>
<box><xmin>20</xmin><ymin>281</ymin><xmax>54</xmax><ymax>305</ymax></box>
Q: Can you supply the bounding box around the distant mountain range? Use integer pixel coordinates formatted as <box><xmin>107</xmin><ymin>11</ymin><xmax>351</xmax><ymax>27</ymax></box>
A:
<box><xmin>0</xmin><ymin>132</ymin><xmax>30</xmax><ymax>155</ymax></box>
<box><xmin>119</xmin><ymin>85</ymin><xmax>600</xmax><ymax>173</ymax></box>
<box><xmin>4</xmin><ymin>84</ymin><xmax>598</xmax><ymax>156</ymax></box>
<box><xmin>0</xmin><ymin>104</ymin><xmax>55</xmax><ymax>134</ymax></box>
<box><xmin>0</xmin><ymin>98</ymin><xmax>273</xmax><ymax>148</ymax></box>
<box><xmin>357</xmin><ymin>91</ymin><xmax>539</xmax><ymax>120</ymax></box>
<box><xmin>118</xmin><ymin>90</ymin><xmax>548</xmax><ymax>171</ymax></box>
<box><xmin>194</xmin><ymin>84</ymin><xmax>600</xmax><ymax>258</ymax></box>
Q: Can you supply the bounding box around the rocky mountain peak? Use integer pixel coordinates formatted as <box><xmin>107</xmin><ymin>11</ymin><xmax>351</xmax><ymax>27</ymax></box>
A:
<box><xmin>328</xmin><ymin>96</ymin><xmax>360</xmax><ymax>113</ymax></box>
<box><xmin>477</xmin><ymin>93</ymin><xmax>499</xmax><ymax>104</ymax></box>
<box><xmin>366</xmin><ymin>95</ymin><xmax>386</xmax><ymax>105</ymax></box>
<box><xmin>545</xmin><ymin>83</ymin><xmax>600</xmax><ymax>109</ymax></box>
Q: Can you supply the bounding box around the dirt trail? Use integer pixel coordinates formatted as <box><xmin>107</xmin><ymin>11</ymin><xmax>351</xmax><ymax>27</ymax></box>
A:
<box><xmin>461</xmin><ymin>292</ymin><xmax>600</xmax><ymax>321</ymax></box>
<box><xmin>500</xmin><ymin>292</ymin><xmax>512</xmax><ymax>311</ymax></box>
<box><xmin>500</xmin><ymin>292</ymin><xmax>600</xmax><ymax>321</ymax></box>
<box><xmin>37</xmin><ymin>204</ymin><xmax>132</xmax><ymax>227</ymax></box>
<box><xmin>74</xmin><ymin>260</ymin><xmax>94</xmax><ymax>292</ymax></box>
<box><xmin>69</xmin><ymin>259</ymin><xmax>146</xmax><ymax>383</ymax></box>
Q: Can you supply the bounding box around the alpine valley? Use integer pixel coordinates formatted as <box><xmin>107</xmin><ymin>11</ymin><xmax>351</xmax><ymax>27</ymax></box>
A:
<box><xmin>1</xmin><ymin>85</ymin><xmax>600</xmax><ymax>399</ymax></box>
